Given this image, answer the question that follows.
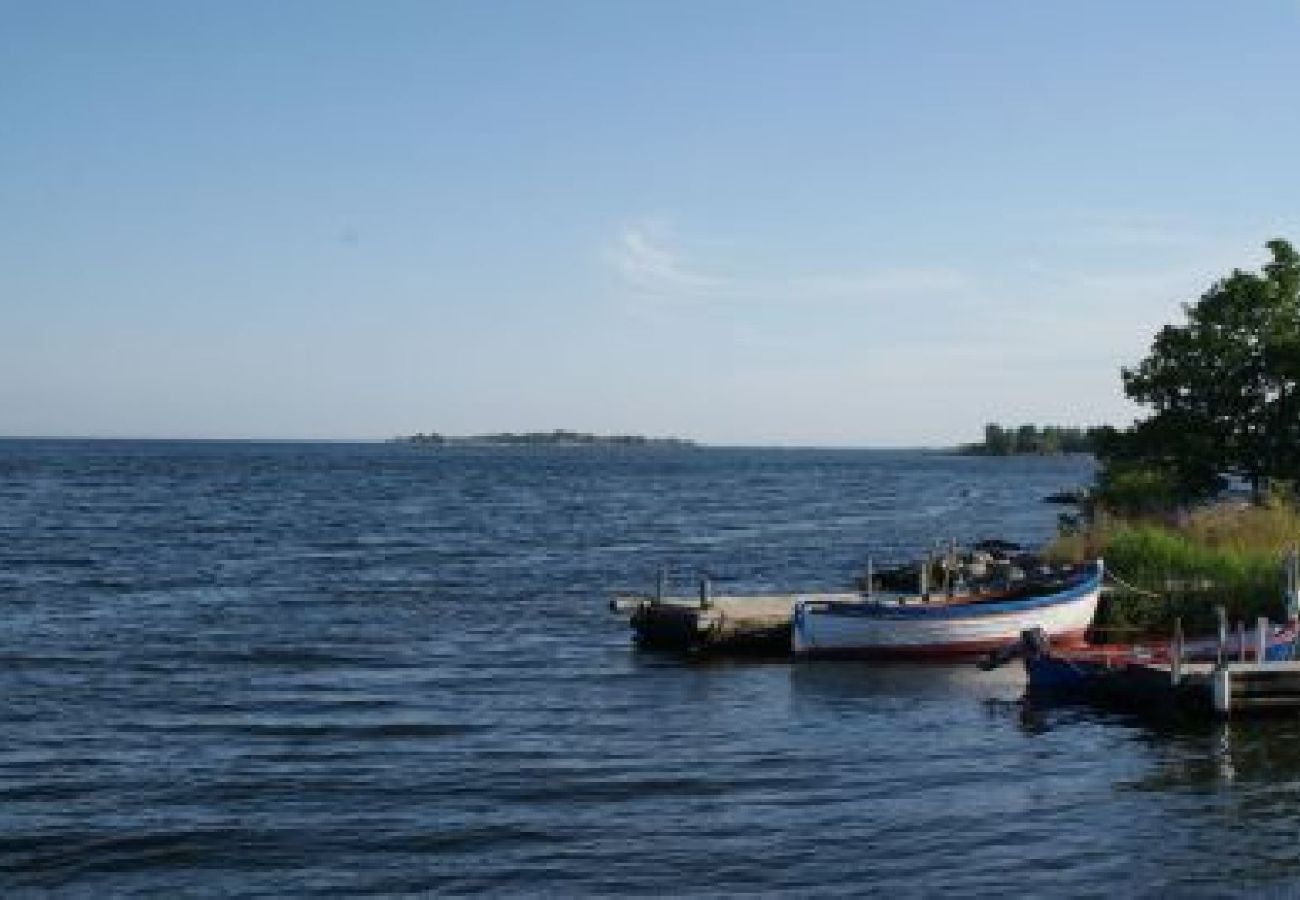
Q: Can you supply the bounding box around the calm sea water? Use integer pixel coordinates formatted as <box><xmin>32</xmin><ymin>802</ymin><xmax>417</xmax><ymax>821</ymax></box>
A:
<box><xmin>4</xmin><ymin>441</ymin><xmax>1300</xmax><ymax>896</ymax></box>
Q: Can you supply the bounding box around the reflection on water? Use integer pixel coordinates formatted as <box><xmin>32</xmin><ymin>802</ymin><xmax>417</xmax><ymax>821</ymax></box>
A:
<box><xmin>789</xmin><ymin>659</ymin><xmax>1026</xmax><ymax>704</ymax></box>
<box><xmin>984</xmin><ymin>693</ymin><xmax>1300</xmax><ymax>890</ymax></box>
<box><xmin>1130</xmin><ymin>717</ymin><xmax>1300</xmax><ymax>790</ymax></box>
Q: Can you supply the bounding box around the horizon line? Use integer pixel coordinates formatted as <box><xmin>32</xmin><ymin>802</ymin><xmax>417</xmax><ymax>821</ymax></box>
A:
<box><xmin>0</xmin><ymin>435</ymin><xmax>1108</xmax><ymax>455</ymax></box>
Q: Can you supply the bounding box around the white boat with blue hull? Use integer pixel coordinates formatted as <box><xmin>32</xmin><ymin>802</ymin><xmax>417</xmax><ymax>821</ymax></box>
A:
<box><xmin>792</xmin><ymin>560</ymin><xmax>1104</xmax><ymax>660</ymax></box>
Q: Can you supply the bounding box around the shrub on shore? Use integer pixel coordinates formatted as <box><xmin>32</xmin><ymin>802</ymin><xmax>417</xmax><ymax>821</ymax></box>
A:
<box><xmin>1047</xmin><ymin>500</ymin><xmax>1300</xmax><ymax>636</ymax></box>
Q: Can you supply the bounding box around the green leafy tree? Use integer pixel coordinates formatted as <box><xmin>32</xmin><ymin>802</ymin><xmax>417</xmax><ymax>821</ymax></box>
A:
<box><xmin>1105</xmin><ymin>238</ymin><xmax>1300</xmax><ymax>503</ymax></box>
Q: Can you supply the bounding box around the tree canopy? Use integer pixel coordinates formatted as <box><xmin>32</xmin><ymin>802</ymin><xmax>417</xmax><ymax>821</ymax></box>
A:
<box><xmin>1100</xmin><ymin>238</ymin><xmax>1300</xmax><ymax>504</ymax></box>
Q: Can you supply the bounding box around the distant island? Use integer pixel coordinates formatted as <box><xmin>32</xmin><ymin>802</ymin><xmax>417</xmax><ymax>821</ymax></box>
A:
<box><xmin>394</xmin><ymin>429</ymin><xmax>697</xmax><ymax>448</ymax></box>
<box><xmin>958</xmin><ymin>424</ymin><xmax>1103</xmax><ymax>456</ymax></box>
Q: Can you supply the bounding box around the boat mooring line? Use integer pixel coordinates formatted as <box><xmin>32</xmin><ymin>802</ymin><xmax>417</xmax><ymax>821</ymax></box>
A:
<box><xmin>1103</xmin><ymin>568</ymin><xmax>1166</xmax><ymax>600</ymax></box>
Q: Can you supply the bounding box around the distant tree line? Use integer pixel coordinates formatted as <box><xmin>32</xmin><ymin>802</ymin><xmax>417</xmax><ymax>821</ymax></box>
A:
<box><xmin>961</xmin><ymin>424</ymin><xmax>1103</xmax><ymax>456</ymax></box>
<box><xmin>396</xmin><ymin>429</ymin><xmax>695</xmax><ymax>447</ymax></box>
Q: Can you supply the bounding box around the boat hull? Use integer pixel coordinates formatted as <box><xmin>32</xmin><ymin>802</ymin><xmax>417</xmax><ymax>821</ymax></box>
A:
<box><xmin>792</xmin><ymin>563</ymin><xmax>1103</xmax><ymax>660</ymax></box>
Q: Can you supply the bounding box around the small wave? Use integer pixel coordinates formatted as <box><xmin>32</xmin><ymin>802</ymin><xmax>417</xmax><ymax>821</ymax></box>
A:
<box><xmin>179</xmin><ymin>719</ymin><xmax>475</xmax><ymax>741</ymax></box>
<box><xmin>1</xmin><ymin>827</ymin><xmax>258</xmax><ymax>885</ymax></box>
<box><xmin>185</xmin><ymin>648</ymin><xmax>388</xmax><ymax>668</ymax></box>
<box><xmin>357</xmin><ymin>823</ymin><xmax>556</xmax><ymax>854</ymax></box>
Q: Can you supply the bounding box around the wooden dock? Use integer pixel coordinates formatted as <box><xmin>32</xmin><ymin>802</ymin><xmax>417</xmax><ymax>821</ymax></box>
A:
<box><xmin>1139</xmin><ymin>616</ymin><xmax>1300</xmax><ymax>716</ymax></box>
<box><xmin>1161</xmin><ymin>661</ymin><xmax>1300</xmax><ymax>715</ymax></box>
<box><xmin>612</xmin><ymin>588</ymin><xmax>860</xmax><ymax>656</ymax></box>
<box><xmin>1077</xmin><ymin>660</ymin><xmax>1300</xmax><ymax>717</ymax></box>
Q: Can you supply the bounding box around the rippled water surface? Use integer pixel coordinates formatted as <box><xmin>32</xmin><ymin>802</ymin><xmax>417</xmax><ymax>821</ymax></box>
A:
<box><xmin>4</xmin><ymin>441</ymin><xmax>1299</xmax><ymax>896</ymax></box>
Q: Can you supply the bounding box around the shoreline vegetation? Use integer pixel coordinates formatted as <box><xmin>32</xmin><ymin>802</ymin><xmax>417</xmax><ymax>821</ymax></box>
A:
<box><xmin>958</xmin><ymin>424</ymin><xmax>1103</xmax><ymax>456</ymax></box>
<box><xmin>1035</xmin><ymin>239</ymin><xmax>1300</xmax><ymax>637</ymax></box>
<box><xmin>393</xmin><ymin>429</ymin><xmax>696</xmax><ymax>448</ymax></box>
<box><xmin>1049</xmin><ymin>498</ymin><xmax>1297</xmax><ymax>636</ymax></box>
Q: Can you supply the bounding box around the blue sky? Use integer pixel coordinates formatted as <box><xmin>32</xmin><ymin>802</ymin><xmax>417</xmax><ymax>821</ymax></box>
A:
<box><xmin>5</xmin><ymin>1</ymin><xmax>1300</xmax><ymax>445</ymax></box>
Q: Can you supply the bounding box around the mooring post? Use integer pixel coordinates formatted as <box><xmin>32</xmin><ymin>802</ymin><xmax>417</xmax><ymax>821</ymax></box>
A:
<box><xmin>1238</xmin><ymin>621</ymin><xmax>1246</xmax><ymax>664</ymax></box>
<box><xmin>699</xmin><ymin>573</ymin><xmax>712</xmax><ymax>610</ymax></box>
<box><xmin>946</xmin><ymin>539</ymin><xmax>956</xmax><ymax>598</ymax></box>
<box><xmin>655</xmin><ymin>566</ymin><xmax>667</xmax><ymax>603</ymax></box>
<box><xmin>1217</xmin><ymin>605</ymin><xmax>1227</xmax><ymax>666</ymax></box>
<box><xmin>866</xmin><ymin>557</ymin><xmax>874</xmax><ymax>600</ymax></box>
<box><xmin>919</xmin><ymin>554</ymin><xmax>929</xmax><ymax>599</ymax></box>
<box><xmin>1257</xmin><ymin>616</ymin><xmax>1269</xmax><ymax>663</ymax></box>
<box><xmin>1288</xmin><ymin>545</ymin><xmax>1300</xmax><ymax>622</ymax></box>
<box><xmin>1290</xmin><ymin>546</ymin><xmax>1300</xmax><ymax>659</ymax></box>
<box><xmin>1171</xmin><ymin>617</ymin><xmax>1184</xmax><ymax>685</ymax></box>
<box><xmin>1213</xmin><ymin>667</ymin><xmax>1232</xmax><ymax>715</ymax></box>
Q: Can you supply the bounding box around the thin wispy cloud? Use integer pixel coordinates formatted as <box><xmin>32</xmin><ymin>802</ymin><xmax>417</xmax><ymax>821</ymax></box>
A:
<box><xmin>606</xmin><ymin>219</ymin><xmax>726</xmax><ymax>298</ymax></box>
<box><xmin>1021</xmin><ymin>228</ymin><xmax>1278</xmax><ymax>306</ymax></box>
<box><xmin>603</xmin><ymin>213</ymin><xmax>1298</xmax><ymax>438</ymax></box>
<box><xmin>792</xmin><ymin>270</ymin><xmax>970</xmax><ymax>298</ymax></box>
<box><xmin>606</xmin><ymin>218</ymin><xmax>971</xmax><ymax>304</ymax></box>
<box><xmin>1070</xmin><ymin>212</ymin><xmax>1213</xmax><ymax>250</ymax></box>
<box><xmin>983</xmin><ymin>224</ymin><xmax>1297</xmax><ymax>376</ymax></box>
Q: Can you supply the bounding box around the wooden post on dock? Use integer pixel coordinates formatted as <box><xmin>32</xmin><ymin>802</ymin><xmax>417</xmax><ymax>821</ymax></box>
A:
<box><xmin>1238</xmin><ymin>621</ymin><xmax>1246</xmax><ymax>663</ymax></box>
<box><xmin>866</xmin><ymin>557</ymin><xmax>873</xmax><ymax>599</ymax></box>
<box><xmin>1171</xmin><ymin>618</ymin><xmax>1184</xmax><ymax>685</ymax></box>
<box><xmin>946</xmin><ymin>539</ymin><xmax>956</xmax><ymax>598</ymax></box>
<box><xmin>699</xmin><ymin>574</ymin><xmax>712</xmax><ymax>610</ymax></box>
<box><xmin>1217</xmin><ymin>605</ymin><xmax>1227</xmax><ymax>666</ymax></box>
<box><xmin>1288</xmin><ymin>546</ymin><xmax>1300</xmax><ymax>622</ymax></box>
<box><xmin>1257</xmin><ymin>616</ymin><xmax>1269</xmax><ymax>662</ymax></box>
<box><xmin>656</xmin><ymin>567</ymin><xmax>667</xmax><ymax>603</ymax></box>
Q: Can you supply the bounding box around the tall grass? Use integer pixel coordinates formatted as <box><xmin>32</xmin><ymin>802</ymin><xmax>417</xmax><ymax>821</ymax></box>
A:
<box><xmin>1047</xmin><ymin>501</ymin><xmax>1300</xmax><ymax>635</ymax></box>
